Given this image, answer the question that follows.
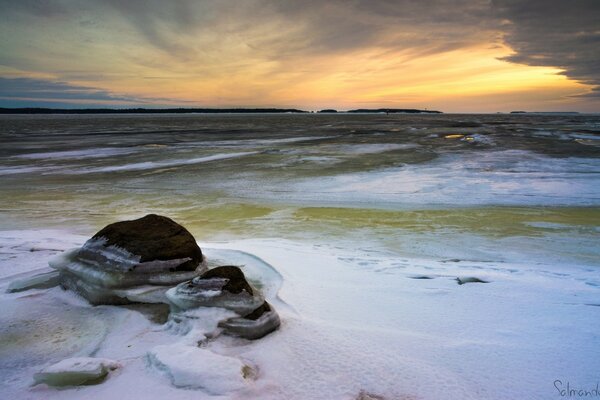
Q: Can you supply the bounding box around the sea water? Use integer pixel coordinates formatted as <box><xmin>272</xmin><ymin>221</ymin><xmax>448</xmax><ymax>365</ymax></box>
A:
<box><xmin>0</xmin><ymin>113</ymin><xmax>599</xmax><ymax>399</ymax></box>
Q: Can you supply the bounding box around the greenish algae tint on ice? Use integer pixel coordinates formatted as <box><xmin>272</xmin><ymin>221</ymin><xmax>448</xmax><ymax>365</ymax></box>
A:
<box><xmin>1</xmin><ymin>113</ymin><xmax>598</xmax><ymax>263</ymax></box>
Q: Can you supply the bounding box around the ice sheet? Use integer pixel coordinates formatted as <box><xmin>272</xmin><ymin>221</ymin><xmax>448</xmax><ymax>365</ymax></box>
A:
<box><xmin>289</xmin><ymin>150</ymin><xmax>600</xmax><ymax>206</ymax></box>
<box><xmin>76</xmin><ymin>152</ymin><xmax>259</xmax><ymax>173</ymax></box>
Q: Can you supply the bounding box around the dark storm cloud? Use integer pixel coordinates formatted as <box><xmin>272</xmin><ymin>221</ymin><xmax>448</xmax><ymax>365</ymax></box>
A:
<box><xmin>493</xmin><ymin>0</ymin><xmax>600</xmax><ymax>96</ymax></box>
<box><xmin>275</xmin><ymin>0</ymin><xmax>495</xmax><ymax>45</ymax></box>
<box><xmin>0</xmin><ymin>77</ymin><xmax>180</xmax><ymax>106</ymax></box>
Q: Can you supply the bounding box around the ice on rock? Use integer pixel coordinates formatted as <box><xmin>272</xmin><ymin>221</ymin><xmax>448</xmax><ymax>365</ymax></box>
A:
<box><xmin>147</xmin><ymin>343</ymin><xmax>253</xmax><ymax>393</ymax></box>
<box><xmin>166</xmin><ymin>266</ymin><xmax>265</xmax><ymax>315</ymax></box>
<box><xmin>33</xmin><ymin>357</ymin><xmax>120</xmax><ymax>387</ymax></box>
<box><xmin>50</xmin><ymin>249</ymin><xmax>202</xmax><ymax>288</ymax></box>
<box><xmin>78</xmin><ymin>237</ymin><xmax>194</xmax><ymax>273</ymax></box>
<box><xmin>203</xmin><ymin>248</ymin><xmax>284</xmax><ymax>302</ymax></box>
<box><xmin>165</xmin><ymin>306</ymin><xmax>238</xmax><ymax>338</ymax></box>
<box><xmin>167</xmin><ymin>265</ymin><xmax>281</xmax><ymax>339</ymax></box>
<box><xmin>11</xmin><ymin>217</ymin><xmax>281</xmax><ymax>347</ymax></box>
<box><xmin>6</xmin><ymin>270</ymin><xmax>60</xmax><ymax>293</ymax></box>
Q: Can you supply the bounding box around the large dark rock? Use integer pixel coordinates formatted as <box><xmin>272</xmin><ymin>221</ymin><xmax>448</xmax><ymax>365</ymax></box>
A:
<box><xmin>49</xmin><ymin>214</ymin><xmax>206</xmax><ymax>305</ymax></box>
<box><xmin>166</xmin><ymin>265</ymin><xmax>263</xmax><ymax>315</ymax></box>
<box><xmin>83</xmin><ymin>214</ymin><xmax>203</xmax><ymax>272</ymax></box>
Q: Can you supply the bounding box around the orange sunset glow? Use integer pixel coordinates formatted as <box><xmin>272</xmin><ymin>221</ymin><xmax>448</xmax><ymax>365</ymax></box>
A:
<box><xmin>0</xmin><ymin>1</ymin><xmax>598</xmax><ymax>112</ymax></box>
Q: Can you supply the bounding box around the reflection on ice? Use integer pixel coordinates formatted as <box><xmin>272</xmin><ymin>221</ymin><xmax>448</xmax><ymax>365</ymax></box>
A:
<box><xmin>0</xmin><ymin>292</ymin><xmax>118</xmax><ymax>391</ymax></box>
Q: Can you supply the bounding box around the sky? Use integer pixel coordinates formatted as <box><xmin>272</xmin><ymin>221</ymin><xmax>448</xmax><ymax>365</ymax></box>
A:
<box><xmin>0</xmin><ymin>0</ymin><xmax>599</xmax><ymax>112</ymax></box>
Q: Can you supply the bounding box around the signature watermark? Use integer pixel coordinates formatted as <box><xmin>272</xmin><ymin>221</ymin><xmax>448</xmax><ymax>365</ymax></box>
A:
<box><xmin>555</xmin><ymin>380</ymin><xmax>600</xmax><ymax>397</ymax></box>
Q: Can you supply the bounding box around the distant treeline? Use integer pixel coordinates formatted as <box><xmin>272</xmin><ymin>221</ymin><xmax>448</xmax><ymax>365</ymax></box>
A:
<box><xmin>0</xmin><ymin>107</ymin><xmax>309</xmax><ymax>114</ymax></box>
<box><xmin>0</xmin><ymin>107</ymin><xmax>443</xmax><ymax>114</ymax></box>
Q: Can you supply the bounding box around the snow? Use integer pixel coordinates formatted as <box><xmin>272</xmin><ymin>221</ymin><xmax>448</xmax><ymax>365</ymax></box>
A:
<box><xmin>1</xmin><ymin>230</ymin><xmax>599</xmax><ymax>399</ymax></box>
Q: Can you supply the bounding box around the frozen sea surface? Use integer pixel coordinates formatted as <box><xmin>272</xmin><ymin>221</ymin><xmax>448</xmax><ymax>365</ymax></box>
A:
<box><xmin>0</xmin><ymin>113</ymin><xmax>599</xmax><ymax>399</ymax></box>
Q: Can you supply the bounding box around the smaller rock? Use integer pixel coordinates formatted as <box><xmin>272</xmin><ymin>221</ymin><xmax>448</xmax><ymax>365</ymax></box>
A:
<box><xmin>456</xmin><ymin>276</ymin><xmax>489</xmax><ymax>285</ymax></box>
<box><xmin>166</xmin><ymin>266</ymin><xmax>263</xmax><ymax>315</ymax></box>
<box><xmin>33</xmin><ymin>357</ymin><xmax>120</xmax><ymax>387</ymax></box>
<box><xmin>200</xmin><ymin>266</ymin><xmax>254</xmax><ymax>295</ymax></box>
<box><xmin>243</xmin><ymin>301</ymin><xmax>271</xmax><ymax>320</ymax></box>
<box><xmin>219</xmin><ymin>301</ymin><xmax>281</xmax><ymax>340</ymax></box>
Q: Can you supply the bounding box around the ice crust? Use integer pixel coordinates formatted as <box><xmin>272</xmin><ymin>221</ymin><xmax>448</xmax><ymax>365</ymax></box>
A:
<box><xmin>33</xmin><ymin>357</ymin><xmax>120</xmax><ymax>387</ymax></box>
<box><xmin>147</xmin><ymin>344</ymin><xmax>251</xmax><ymax>392</ymax></box>
<box><xmin>262</xmin><ymin>150</ymin><xmax>600</xmax><ymax>207</ymax></box>
<box><xmin>50</xmin><ymin>248</ymin><xmax>203</xmax><ymax>289</ymax></box>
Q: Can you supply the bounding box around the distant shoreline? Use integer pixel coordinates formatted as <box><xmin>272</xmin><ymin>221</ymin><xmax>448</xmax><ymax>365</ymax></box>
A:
<box><xmin>0</xmin><ymin>107</ymin><xmax>308</xmax><ymax>115</ymax></box>
<box><xmin>0</xmin><ymin>107</ymin><xmax>442</xmax><ymax>114</ymax></box>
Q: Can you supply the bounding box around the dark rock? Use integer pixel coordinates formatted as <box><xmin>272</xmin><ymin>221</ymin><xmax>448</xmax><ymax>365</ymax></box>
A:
<box><xmin>243</xmin><ymin>301</ymin><xmax>271</xmax><ymax>320</ymax></box>
<box><xmin>219</xmin><ymin>300</ymin><xmax>281</xmax><ymax>339</ymax></box>
<box><xmin>200</xmin><ymin>266</ymin><xmax>253</xmax><ymax>295</ymax></box>
<box><xmin>456</xmin><ymin>277</ymin><xmax>489</xmax><ymax>285</ymax></box>
<box><xmin>86</xmin><ymin>214</ymin><xmax>202</xmax><ymax>272</ymax></box>
<box><xmin>49</xmin><ymin>215</ymin><xmax>206</xmax><ymax>306</ymax></box>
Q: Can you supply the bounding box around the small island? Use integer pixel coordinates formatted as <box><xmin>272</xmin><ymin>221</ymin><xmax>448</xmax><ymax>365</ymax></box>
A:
<box><xmin>347</xmin><ymin>108</ymin><xmax>442</xmax><ymax>114</ymax></box>
<box><xmin>510</xmin><ymin>111</ymin><xmax>580</xmax><ymax>115</ymax></box>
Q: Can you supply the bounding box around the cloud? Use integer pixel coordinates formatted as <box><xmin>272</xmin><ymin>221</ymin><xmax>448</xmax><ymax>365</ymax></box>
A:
<box><xmin>0</xmin><ymin>0</ymin><xmax>597</xmax><ymax>109</ymax></box>
<box><xmin>98</xmin><ymin>0</ymin><xmax>497</xmax><ymax>58</ymax></box>
<box><xmin>0</xmin><ymin>77</ymin><xmax>183</xmax><ymax>107</ymax></box>
<box><xmin>493</xmin><ymin>0</ymin><xmax>600</xmax><ymax>95</ymax></box>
